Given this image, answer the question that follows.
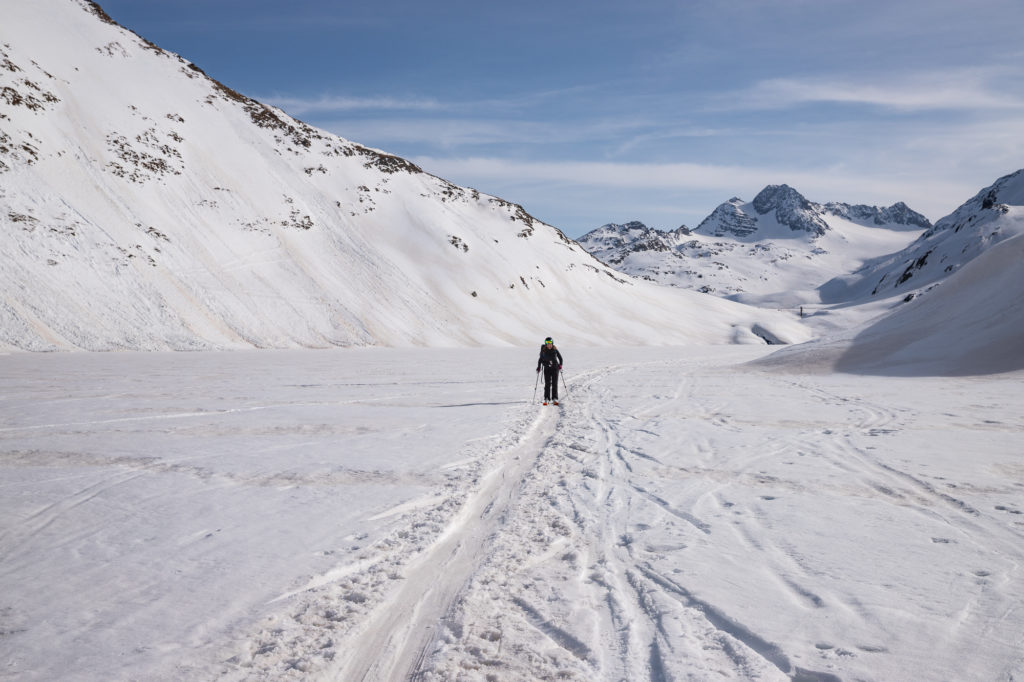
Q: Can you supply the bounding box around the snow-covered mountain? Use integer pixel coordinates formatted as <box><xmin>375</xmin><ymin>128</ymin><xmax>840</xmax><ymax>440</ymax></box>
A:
<box><xmin>570</xmin><ymin>220</ymin><xmax>692</xmax><ymax>266</ymax></box>
<box><xmin>577</xmin><ymin>185</ymin><xmax>930</xmax><ymax>302</ymax></box>
<box><xmin>820</xmin><ymin>168</ymin><xmax>1024</xmax><ymax>303</ymax></box>
<box><xmin>0</xmin><ymin>0</ymin><xmax>808</xmax><ymax>351</ymax></box>
<box><xmin>750</xmin><ymin>169</ymin><xmax>1024</xmax><ymax>375</ymax></box>
<box><xmin>698</xmin><ymin>185</ymin><xmax>828</xmax><ymax>239</ymax></box>
<box><xmin>695</xmin><ymin>185</ymin><xmax>930</xmax><ymax>240</ymax></box>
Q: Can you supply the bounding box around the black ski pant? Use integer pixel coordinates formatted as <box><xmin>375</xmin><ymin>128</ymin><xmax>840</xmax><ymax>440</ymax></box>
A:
<box><xmin>543</xmin><ymin>366</ymin><xmax>559</xmax><ymax>401</ymax></box>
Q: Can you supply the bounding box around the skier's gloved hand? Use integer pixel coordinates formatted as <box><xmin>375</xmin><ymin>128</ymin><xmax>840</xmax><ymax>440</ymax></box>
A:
<box><xmin>559</xmin><ymin>365</ymin><xmax>562</xmax><ymax>370</ymax></box>
<box><xmin>536</xmin><ymin>367</ymin><xmax>541</xmax><ymax>373</ymax></box>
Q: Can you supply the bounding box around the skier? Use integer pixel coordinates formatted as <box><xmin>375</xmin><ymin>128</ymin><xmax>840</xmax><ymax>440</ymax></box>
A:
<box><xmin>536</xmin><ymin>337</ymin><xmax>563</xmax><ymax>405</ymax></box>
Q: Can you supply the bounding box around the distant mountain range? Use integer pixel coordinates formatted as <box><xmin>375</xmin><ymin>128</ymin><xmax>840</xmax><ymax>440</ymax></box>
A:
<box><xmin>696</xmin><ymin>185</ymin><xmax>930</xmax><ymax>240</ymax></box>
<box><xmin>0</xmin><ymin>0</ymin><xmax>807</xmax><ymax>351</ymax></box>
<box><xmin>578</xmin><ymin>184</ymin><xmax>937</xmax><ymax>304</ymax></box>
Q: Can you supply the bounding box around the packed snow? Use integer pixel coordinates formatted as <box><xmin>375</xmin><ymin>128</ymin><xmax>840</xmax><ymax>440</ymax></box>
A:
<box><xmin>2</xmin><ymin>345</ymin><xmax>1023</xmax><ymax>681</ymax></box>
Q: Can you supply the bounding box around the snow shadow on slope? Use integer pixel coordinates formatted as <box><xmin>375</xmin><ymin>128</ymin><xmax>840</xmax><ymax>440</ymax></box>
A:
<box><xmin>756</xmin><ymin>233</ymin><xmax>1024</xmax><ymax>377</ymax></box>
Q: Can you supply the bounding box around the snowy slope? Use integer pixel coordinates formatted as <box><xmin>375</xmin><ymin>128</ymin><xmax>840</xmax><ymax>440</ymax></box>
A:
<box><xmin>0</xmin><ymin>0</ymin><xmax>807</xmax><ymax>351</ymax></box>
<box><xmin>754</xmin><ymin>174</ymin><xmax>1024</xmax><ymax>376</ymax></box>
<box><xmin>820</xmin><ymin>168</ymin><xmax>1024</xmax><ymax>303</ymax></box>
<box><xmin>756</xmin><ymin>227</ymin><xmax>1024</xmax><ymax>376</ymax></box>
<box><xmin>577</xmin><ymin>186</ymin><xmax>929</xmax><ymax>302</ymax></box>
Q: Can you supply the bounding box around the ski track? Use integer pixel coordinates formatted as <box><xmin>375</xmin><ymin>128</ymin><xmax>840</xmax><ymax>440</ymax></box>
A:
<box><xmin>136</xmin><ymin>354</ymin><xmax>1024</xmax><ymax>681</ymax></box>
<box><xmin>410</xmin><ymin>359</ymin><xmax>1020</xmax><ymax>680</ymax></box>
<box><xmin>390</xmin><ymin>361</ymin><xmax>827</xmax><ymax>681</ymax></box>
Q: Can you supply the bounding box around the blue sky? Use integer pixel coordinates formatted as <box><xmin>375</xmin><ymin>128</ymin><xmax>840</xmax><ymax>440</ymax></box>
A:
<box><xmin>98</xmin><ymin>0</ymin><xmax>1024</xmax><ymax>237</ymax></box>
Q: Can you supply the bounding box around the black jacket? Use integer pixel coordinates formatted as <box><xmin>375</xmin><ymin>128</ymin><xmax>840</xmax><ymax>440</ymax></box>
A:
<box><xmin>537</xmin><ymin>344</ymin><xmax>563</xmax><ymax>371</ymax></box>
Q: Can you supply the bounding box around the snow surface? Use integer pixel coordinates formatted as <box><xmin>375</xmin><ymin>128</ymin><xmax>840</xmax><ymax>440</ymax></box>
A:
<box><xmin>2</xmin><ymin>346</ymin><xmax>1023</xmax><ymax>681</ymax></box>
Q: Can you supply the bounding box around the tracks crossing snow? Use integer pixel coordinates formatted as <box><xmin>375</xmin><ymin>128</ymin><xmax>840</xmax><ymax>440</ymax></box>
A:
<box><xmin>364</xmin><ymin>355</ymin><xmax>1024</xmax><ymax>681</ymax></box>
<box><xmin>6</xmin><ymin>348</ymin><xmax>1023</xmax><ymax>681</ymax></box>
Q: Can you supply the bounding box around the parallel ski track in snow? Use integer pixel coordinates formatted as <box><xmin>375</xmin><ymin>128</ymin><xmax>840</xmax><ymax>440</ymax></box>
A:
<box><xmin>402</xmin><ymin>358</ymin><xmax>1024</xmax><ymax>681</ymax></box>
<box><xmin>330</xmin><ymin>400</ymin><xmax>561</xmax><ymax>680</ymax></box>
<box><xmin>403</xmin><ymin>359</ymin><xmax>837</xmax><ymax>681</ymax></box>
<box><xmin>214</xmin><ymin>356</ymin><xmax>1024</xmax><ymax>681</ymax></box>
<box><xmin>326</xmin><ymin>364</ymin><xmax>626</xmax><ymax>681</ymax></box>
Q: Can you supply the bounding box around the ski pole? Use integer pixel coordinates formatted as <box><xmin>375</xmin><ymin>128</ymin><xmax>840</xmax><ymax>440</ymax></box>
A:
<box><xmin>533</xmin><ymin>369</ymin><xmax>540</xmax><ymax>403</ymax></box>
<box><xmin>560</xmin><ymin>369</ymin><xmax>569</xmax><ymax>398</ymax></box>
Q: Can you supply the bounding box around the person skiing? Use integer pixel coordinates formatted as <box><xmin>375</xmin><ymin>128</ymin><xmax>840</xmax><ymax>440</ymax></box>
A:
<box><xmin>536</xmin><ymin>337</ymin><xmax>563</xmax><ymax>405</ymax></box>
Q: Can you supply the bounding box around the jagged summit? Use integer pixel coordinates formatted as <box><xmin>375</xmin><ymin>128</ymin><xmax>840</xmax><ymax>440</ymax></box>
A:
<box><xmin>694</xmin><ymin>184</ymin><xmax>930</xmax><ymax>240</ymax></box>
<box><xmin>695</xmin><ymin>184</ymin><xmax>827</xmax><ymax>239</ymax></box>
<box><xmin>694</xmin><ymin>198</ymin><xmax>759</xmax><ymax>238</ymax></box>
<box><xmin>825</xmin><ymin>201</ymin><xmax>931</xmax><ymax>230</ymax></box>
<box><xmin>577</xmin><ymin>221</ymin><xmax>690</xmax><ymax>265</ymax></box>
<box><xmin>751</xmin><ymin>184</ymin><xmax>830</xmax><ymax>237</ymax></box>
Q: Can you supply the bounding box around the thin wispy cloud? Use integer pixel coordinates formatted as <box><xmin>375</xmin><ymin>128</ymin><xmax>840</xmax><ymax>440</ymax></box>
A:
<box><xmin>267</xmin><ymin>81</ymin><xmax>615</xmax><ymax>119</ymax></box>
<box><xmin>99</xmin><ymin>0</ymin><xmax>1024</xmax><ymax>237</ymax></box>
<box><xmin>264</xmin><ymin>95</ymin><xmax>444</xmax><ymax>115</ymax></box>
<box><xmin>411</xmin><ymin>156</ymin><xmax>925</xmax><ymax>195</ymax></box>
<box><xmin>319</xmin><ymin>115</ymin><xmax>668</xmax><ymax>151</ymax></box>
<box><xmin>319</xmin><ymin>118</ymin><xmax>557</xmax><ymax>148</ymax></box>
<box><xmin>412</xmin><ymin>156</ymin><xmax>980</xmax><ymax>224</ymax></box>
<box><xmin>721</xmin><ymin>67</ymin><xmax>1024</xmax><ymax>112</ymax></box>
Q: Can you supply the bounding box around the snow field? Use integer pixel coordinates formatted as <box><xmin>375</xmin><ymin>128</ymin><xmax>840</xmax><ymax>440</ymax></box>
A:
<box><xmin>1</xmin><ymin>347</ymin><xmax>1023</xmax><ymax>681</ymax></box>
<box><xmin>414</xmin><ymin>352</ymin><xmax>1024</xmax><ymax>681</ymax></box>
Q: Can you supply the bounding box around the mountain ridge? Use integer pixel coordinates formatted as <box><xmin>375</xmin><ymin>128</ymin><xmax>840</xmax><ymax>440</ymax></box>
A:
<box><xmin>0</xmin><ymin>0</ymin><xmax>808</xmax><ymax>351</ymax></box>
<box><xmin>577</xmin><ymin>185</ymin><xmax>932</xmax><ymax>301</ymax></box>
<box><xmin>820</xmin><ymin>168</ymin><xmax>1024</xmax><ymax>302</ymax></box>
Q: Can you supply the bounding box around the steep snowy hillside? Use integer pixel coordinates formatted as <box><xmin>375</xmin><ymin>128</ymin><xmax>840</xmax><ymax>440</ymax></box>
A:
<box><xmin>0</xmin><ymin>0</ymin><xmax>808</xmax><ymax>351</ymax></box>
<box><xmin>821</xmin><ymin>168</ymin><xmax>1024</xmax><ymax>303</ymax></box>
<box><xmin>756</xmin><ymin>229</ymin><xmax>1024</xmax><ymax>376</ymax></box>
<box><xmin>750</xmin><ymin>170</ymin><xmax>1024</xmax><ymax>375</ymax></box>
<box><xmin>577</xmin><ymin>186</ymin><xmax>929</xmax><ymax>303</ymax></box>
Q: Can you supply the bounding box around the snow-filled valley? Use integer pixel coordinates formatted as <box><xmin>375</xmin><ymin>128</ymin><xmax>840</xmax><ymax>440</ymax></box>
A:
<box><xmin>4</xmin><ymin>2</ymin><xmax>1024</xmax><ymax>680</ymax></box>
<box><xmin>2</xmin><ymin>347</ymin><xmax>1023</xmax><ymax>681</ymax></box>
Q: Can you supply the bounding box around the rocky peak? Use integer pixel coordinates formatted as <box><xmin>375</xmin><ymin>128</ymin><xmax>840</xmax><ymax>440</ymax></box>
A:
<box><xmin>576</xmin><ymin>220</ymin><xmax>691</xmax><ymax>264</ymax></box>
<box><xmin>923</xmin><ymin>168</ymin><xmax>1024</xmax><ymax>238</ymax></box>
<box><xmin>608</xmin><ymin>220</ymin><xmax>651</xmax><ymax>237</ymax></box>
<box><xmin>694</xmin><ymin>198</ymin><xmax>758</xmax><ymax>238</ymax></box>
<box><xmin>752</xmin><ymin>184</ymin><xmax>829</xmax><ymax>236</ymax></box>
<box><xmin>823</xmin><ymin>201</ymin><xmax>931</xmax><ymax>230</ymax></box>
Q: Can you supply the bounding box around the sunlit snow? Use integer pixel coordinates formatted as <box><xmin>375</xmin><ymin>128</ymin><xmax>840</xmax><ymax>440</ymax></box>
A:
<box><xmin>2</xmin><ymin>347</ymin><xmax>1022</xmax><ymax>680</ymax></box>
<box><xmin>2</xmin><ymin>1</ymin><xmax>1024</xmax><ymax>681</ymax></box>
